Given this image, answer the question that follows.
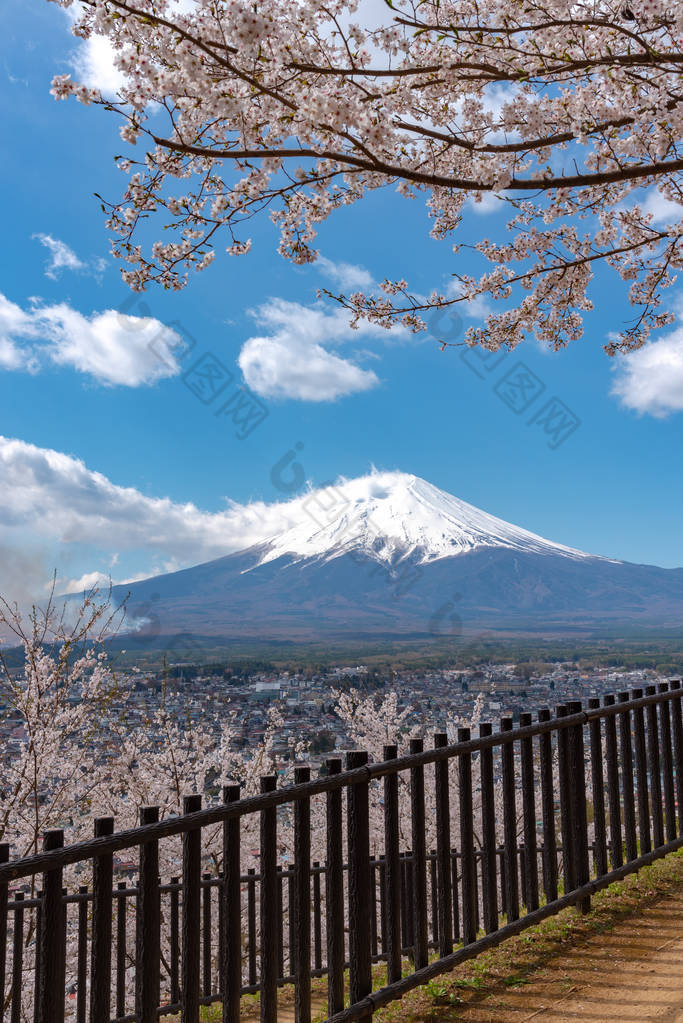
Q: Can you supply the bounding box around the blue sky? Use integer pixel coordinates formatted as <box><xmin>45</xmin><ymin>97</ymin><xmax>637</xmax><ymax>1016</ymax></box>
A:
<box><xmin>1</xmin><ymin>0</ymin><xmax>683</xmax><ymax>601</ymax></box>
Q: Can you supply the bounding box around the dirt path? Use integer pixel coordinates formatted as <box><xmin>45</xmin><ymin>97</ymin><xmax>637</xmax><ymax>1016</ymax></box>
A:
<box><xmin>450</xmin><ymin>890</ymin><xmax>683</xmax><ymax>1023</ymax></box>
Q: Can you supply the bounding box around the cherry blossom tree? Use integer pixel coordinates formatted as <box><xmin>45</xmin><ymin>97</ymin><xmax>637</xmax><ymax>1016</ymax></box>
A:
<box><xmin>0</xmin><ymin>589</ymin><xmax>307</xmax><ymax>1012</ymax></box>
<box><xmin>1</xmin><ymin>585</ymin><xmax>584</xmax><ymax>1015</ymax></box>
<box><xmin>49</xmin><ymin>0</ymin><xmax>682</xmax><ymax>353</ymax></box>
<box><xmin>0</xmin><ymin>583</ymin><xmax>124</xmax><ymax>858</ymax></box>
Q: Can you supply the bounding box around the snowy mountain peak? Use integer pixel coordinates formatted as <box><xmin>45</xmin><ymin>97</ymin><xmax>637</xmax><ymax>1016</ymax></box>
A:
<box><xmin>255</xmin><ymin>470</ymin><xmax>597</xmax><ymax>568</ymax></box>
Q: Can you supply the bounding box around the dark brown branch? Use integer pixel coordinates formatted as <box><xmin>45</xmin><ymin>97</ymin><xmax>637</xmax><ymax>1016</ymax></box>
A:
<box><xmin>148</xmin><ymin>131</ymin><xmax>683</xmax><ymax>193</ymax></box>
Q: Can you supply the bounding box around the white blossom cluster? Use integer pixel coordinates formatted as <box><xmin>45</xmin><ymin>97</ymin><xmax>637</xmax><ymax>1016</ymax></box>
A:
<box><xmin>0</xmin><ymin>587</ymin><xmax>599</xmax><ymax>1015</ymax></box>
<box><xmin>47</xmin><ymin>0</ymin><xmax>683</xmax><ymax>352</ymax></box>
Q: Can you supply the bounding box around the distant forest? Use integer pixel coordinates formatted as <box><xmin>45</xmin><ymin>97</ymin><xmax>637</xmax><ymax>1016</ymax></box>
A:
<box><xmin>108</xmin><ymin>632</ymin><xmax>683</xmax><ymax>679</ymax></box>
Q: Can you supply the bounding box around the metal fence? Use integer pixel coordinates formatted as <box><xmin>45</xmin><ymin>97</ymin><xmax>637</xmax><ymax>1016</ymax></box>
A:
<box><xmin>0</xmin><ymin>682</ymin><xmax>681</xmax><ymax>1023</ymax></box>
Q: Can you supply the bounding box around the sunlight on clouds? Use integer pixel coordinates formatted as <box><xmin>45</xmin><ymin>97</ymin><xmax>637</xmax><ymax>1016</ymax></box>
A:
<box><xmin>0</xmin><ymin>292</ymin><xmax>182</xmax><ymax>387</ymax></box>
<box><xmin>240</xmin><ymin>334</ymin><xmax>380</xmax><ymax>401</ymax></box>
<box><xmin>237</xmin><ymin>298</ymin><xmax>392</xmax><ymax>401</ymax></box>
<box><xmin>69</xmin><ymin>24</ymin><xmax>127</xmax><ymax>98</ymax></box>
<box><xmin>611</xmin><ymin>326</ymin><xmax>683</xmax><ymax>418</ymax></box>
<box><xmin>38</xmin><ymin>305</ymin><xmax>181</xmax><ymax>386</ymax></box>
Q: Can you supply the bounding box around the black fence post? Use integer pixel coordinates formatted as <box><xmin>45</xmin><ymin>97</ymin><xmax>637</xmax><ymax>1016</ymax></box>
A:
<box><xmin>400</xmin><ymin>852</ymin><xmax>409</xmax><ymax>953</ymax></box>
<box><xmin>409</xmin><ymin>738</ymin><xmax>428</xmax><ymax>969</ymax></box>
<box><xmin>312</xmin><ymin>862</ymin><xmax>322</xmax><ymax>972</ymax></box>
<box><xmin>260</xmin><ymin>776</ymin><xmax>278</xmax><ymax>1023</ymax></box>
<box><xmin>457</xmin><ymin>727</ymin><xmax>476</xmax><ymax>943</ymax></box>
<box><xmin>346</xmin><ymin>751</ymin><xmax>372</xmax><ymax>1023</ymax></box>
<box><xmin>450</xmin><ymin>848</ymin><xmax>460</xmax><ymax>943</ymax></box>
<box><xmin>32</xmin><ymin>888</ymin><xmax>42</xmax><ymax>1023</ymax></box>
<box><xmin>556</xmin><ymin>705</ymin><xmax>574</xmax><ymax>895</ymax></box>
<box><xmin>136</xmin><ymin>806</ymin><xmax>160</xmax><ymax>1023</ymax></box>
<box><xmin>0</xmin><ymin>843</ymin><xmax>9</xmax><ymax>1023</ymax></box>
<box><xmin>631</xmin><ymin>689</ymin><xmax>651</xmax><ymax>855</ymax></box>
<box><xmin>277</xmin><ymin>865</ymin><xmax>285</xmax><ymax>981</ymax></box>
<box><xmin>76</xmin><ymin>886</ymin><xmax>88</xmax><ymax>1023</ymax></box>
<box><xmin>116</xmin><ymin>882</ymin><xmax>127</xmax><ymax>1018</ymax></box>
<box><xmin>434</xmin><ymin>733</ymin><xmax>453</xmax><ymax>955</ymax></box>
<box><xmin>90</xmin><ymin>816</ymin><xmax>114</xmax><ymax>1023</ymax></box>
<box><xmin>378</xmin><ymin>855</ymin><xmax>387</xmax><ymax>958</ymax></box>
<box><xmin>294</xmin><ymin>765</ymin><xmax>312</xmax><ymax>1023</ymax></box>
<box><xmin>38</xmin><ymin>829</ymin><xmax>65</xmax><ymax>1023</ymax></box>
<box><xmin>372</xmin><ymin>858</ymin><xmax>380</xmax><ymax>958</ymax></box>
<box><xmin>182</xmin><ymin>794</ymin><xmax>202</xmax><ymax>1023</ymax></box>
<box><xmin>479</xmin><ymin>723</ymin><xmax>498</xmax><ymax>933</ymax></box>
<box><xmin>501</xmin><ymin>718</ymin><xmax>519</xmax><ymax>921</ymax></box>
<box><xmin>274</xmin><ymin>865</ymin><xmax>283</xmax><ymax>982</ymax></box>
<box><xmin>382</xmin><ymin>745</ymin><xmax>402</xmax><ymax>983</ymax></box>
<box><xmin>588</xmin><ymin>701</ymin><xmax>608</xmax><ymax>877</ymax></box>
<box><xmin>170</xmin><ymin>877</ymin><xmax>180</xmax><ymax>1006</ymax></box>
<box><xmin>537</xmin><ymin>709</ymin><xmax>558</xmax><ymax>902</ymax></box>
<box><xmin>428</xmin><ymin>850</ymin><xmax>438</xmax><ymax>950</ymax></box>
<box><xmin>326</xmin><ymin>757</ymin><xmax>345</xmax><ymax>1014</ymax></box>
<box><xmin>473</xmin><ymin>851</ymin><xmax>481</xmax><ymax>934</ymax></box>
<box><xmin>618</xmin><ymin>693</ymin><xmax>638</xmax><ymax>861</ymax></box>
<box><xmin>603</xmin><ymin>694</ymin><xmax>623</xmax><ymax>868</ymax></box>
<box><xmin>288</xmin><ymin>862</ymin><xmax>296</xmax><ymax>977</ymax></box>
<box><xmin>247</xmin><ymin>869</ymin><xmax>257</xmax><ymax>988</ymax></box>
<box><xmin>657</xmin><ymin>684</ymin><xmax>677</xmax><ymax>842</ymax></box>
<box><xmin>567</xmin><ymin>702</ymin><xmax>590</xmax><ymax>913</ymax></box>
<box><xmin>222</xmin><ymin>784</ymin><xmax>241</xmax><ymax>1023</ymax></box>
<box><xmin>281</xmin><ymin>869</ymin><xmax>288</xmax><ymax>977</ymax></box>
<box><xmin>203</xmin><ymin>873</ymin><xmax>213</xmax><ymax>997</ymax></box>
<box><xmin>11</xmin><ymin>890</ymin><xmax>24</xmax><ymax>1023</ymax></box>
<box><xmin>671</xmin><ymin>681</ymin><xmax>683</xmax><ymax>836</ymax></box>
<box><xmin>405</xmin><ymin>849</ymin><xmax>416</xmax><ymax>957</ymax></box>
<box><xmin>645</xmin><ymin>685</ymin><xmax>664</xmax><ymax>849</ymax></box>
<box><xmin>519</xmin><ymin>713</ymin><xmax>539</xmax><ymax>912</ymax></box>
<box><xmin>519</xmin><ymin>846</ymin><xmax>527</xmax><ymax>909</ymax></box>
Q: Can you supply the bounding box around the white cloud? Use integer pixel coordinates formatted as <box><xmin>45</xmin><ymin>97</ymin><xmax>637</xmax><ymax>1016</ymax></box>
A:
<box><xmin>464</xmin><ymin>293</ymin><xmax>495</xmax><ymax>318</ymax></box>
<box><xmin>33</xmin><ymin>233</ymin><xmax>107</xmax><ymax>280</ymax></box>
<box><xmin>443</xmin><ymin>280</ymin><xmax>494</xmax><ymax>319</ymax></box>
<box><xmin>0</xmin><ymin>292</ymin><xmax>182</xmax><ymax>387</ymax></box>
<box><xmin>0</xmin><ymin>434</ymin><xmax>307</xmax><ymax>600</ymax></box>
<box><xmin>71</xmin><ymin>32</ymin><xmax>127</xmax><ymax>98</ymax></box>
<box><xmin>0</xmin><ymin>435</ymin><xmax>290</xmax><ymax>559</ymax></box>
<box><xmin>240</xmin><ymin>334</ymin><xmax>379</xmax><ymax>401</ymax></box>
<box><xmin>64</xmin><ymin>0</ymin><xmax>197</xmax><ymax>97</ymax></box>
<box><xmin>611</xmin><ymin>327</ymin><xmax>683</xmax><ymax>417</ymax></box>
<box><xmin>38</xmin><ymin>305</ymin><xmax>181</xmax><ymax>386</ymax></box>
<box><xmin>33</xmin><ymin>234</ymin><xmax>86</xmax><ymax>279</ymax></box>
<box><xmin>238</xmin><ymin>298</ymin><xmax>392</xmax><ymax>401</ymax></box>
<box><xmin>315</xmin><ymin>256</ymin><xmax>375</xmax><ymax>291</ymax></box>
<box><xmin>466</xmin><ymin>191</ymin><xmax>504</xmax><ymax>215</ymax></box>
<box><xmin>0</xmin><ymin>294</ymin><xmax>39</xmax><ymax>370</ymax></box>
<box><xmin>640</xmin><ymin>188</ymin><xmax>682</xmax><ymax>226</ymax></box>
<box><xmin>0</xmin><ymin>439</ymin><xmax>424</xmax><ymax>605</ymax></box>
<box><xmin>61</xmin><ymin>570</ymin><xmax>113</xmax><ymax>594</ymax></box>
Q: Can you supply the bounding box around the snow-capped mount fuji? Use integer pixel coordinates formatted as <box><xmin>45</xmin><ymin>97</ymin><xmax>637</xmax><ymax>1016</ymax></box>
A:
<box><xmin>115</xmin><ymin>471</ymin><xmax>683</xmax><ymax>643</ymax></box>
<box><xmin>252</xmin><ymin>472</ymin><xmax>595</xmax><ymax>569</ymax></box>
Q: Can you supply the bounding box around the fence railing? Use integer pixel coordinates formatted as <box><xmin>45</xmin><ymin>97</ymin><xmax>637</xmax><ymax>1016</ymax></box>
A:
<box><xmin>0</xmin><ymin>682</ymin><xmax>681</xmax><ymax>1023</ymax></box>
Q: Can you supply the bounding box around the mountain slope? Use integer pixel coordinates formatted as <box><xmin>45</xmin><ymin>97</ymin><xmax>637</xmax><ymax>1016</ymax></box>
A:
<box><xmin>113</xmin><ymin>472</ymin><xmax>683</xmax><ymax>641</ymax></box>
<box><xmin>251</xmin><ymin>472</ymin><xmax>594</xmax><ymax>567</ymax></box>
